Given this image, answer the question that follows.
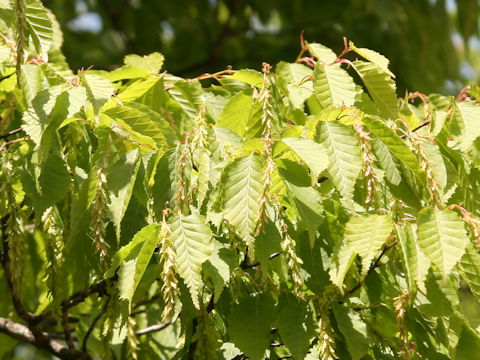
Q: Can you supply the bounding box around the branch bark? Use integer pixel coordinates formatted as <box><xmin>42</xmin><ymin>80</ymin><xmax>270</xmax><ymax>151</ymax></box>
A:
<box><xmin>0</xmin><ymin>317</ymin><xmax>88</xmax><ymax>359</ymax></box>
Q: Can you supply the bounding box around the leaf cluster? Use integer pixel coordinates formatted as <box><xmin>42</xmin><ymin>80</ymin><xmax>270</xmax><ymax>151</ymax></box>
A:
<box><xmin>1</xmin><ymin>2</ymin><xmax>480</xmax><ymax>359</ymax></box>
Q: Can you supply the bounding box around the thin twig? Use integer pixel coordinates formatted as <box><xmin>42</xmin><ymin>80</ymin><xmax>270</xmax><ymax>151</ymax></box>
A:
<box><xmin>135</xmin><ymin>323</ymin><xmax>171</xmax><ymax>336</ymax></box>
<box><xmin>347</xmin><ymin>241</ymin><xmax>398</xmax><ymax>294</ymax></box>
<box><xmin>0</xmin><ymin>136</ymin><xmax>29</xmax><ymax>151</ymax></box>
<box><xmin>400</xmin><ymin>121</ymin><xmax>430</xmax><ymax>138</ymax></box>
<box><xmin>61</xmin><ymin>306</ymin><xmax>75</xmax><ymax>350</ymax></box>
<box><xmin>81</xmin><ymin>296</ymin><xmax>110</xmax><ymax>352</ymax></box>
<box><xmin>61</xmin><ymin>274</ymin><xmax>117</xmax><ymax>310</ymax></box>
<box><xmin>0</xmin><ymin>127</ymin><xmax>23</xmax><ymax>140</ymax></box>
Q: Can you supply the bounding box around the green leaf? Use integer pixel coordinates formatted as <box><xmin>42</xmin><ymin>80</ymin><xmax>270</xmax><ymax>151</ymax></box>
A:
<box><xmin>21</xmin><ymin>152</ymin><xmax>70</xmax><ymax>214</ymax></box>
<box><xmin>417</xmin><ymin>208</ymin><xmax>468</xmax><ymax>278</ymax></box>
<box><xmin>449</xmin><ymin>102</ymin><xmax>480</xmax><ymax>151</ymax></box>
<box><xmin>353</xmin><ymin>60</ymin><xmax>398</xmax><ymax>119</ymax></box>
<box><xmin>277</xmin><ymin>160</ymin><xmax>324</xmax><ymax>243</ymax></box>
<box><xmin>169</xmin><ymin>214</ymin><xmax>213</xmax><ymax>308</ymax></box>
<box><xmin>226</xmin><ymin>69</ymin><xmax>263</xmax><ymax>88</ymax></box>
<box><xmin>25</xmin><ymin>0</ymin><xmax>53</xmax><ymax>58</ymax></box>
<box><xmin>38</xmin><ymin>153</ymin><xmax>70</xmax><ymax>208</ymax></box>
<box><xmin>371</xmin><ymin>138</ymin><xmax>402</xmax><ymax>185</ymax></box>
<box><xmin>276</xmin><ymin>62</ymin><xmax>313</xmax><ymax>109</ymax></box>
<box><xmin>281</xmin><ymin>137</ymin><xmax>328</xmax><ymax>183</ymax></box>
<box><xmin>203</xmin><ymin>242</ymin><xmax>232</xmax><ymax>302</ymax></box>
<box><xmin>306</xmin><ymin>42</ymin><xmax>337</xmax><ymax>63</ymax></box>
<box><xmin>345</xmin><ymin>214</ymin><xmax>393</xmax><ymax>276</ymax></box>
<box><xmin>363</xmin><ymin>116</ymin><xmax>424</xmax><ymax>181</ymax></box>
<box><xmin>333</xmin><ymin>304</ymin><xmax>369</xmax><ymax>360</ymax></box>
<box><xmin>107</xmin><ymin>148</ymin><xmax>141</xmax><ymax>239</ymax></box>
<box><xmin>104</xmin><ymin>102</ymin><xmax>174</xmax><ymax>149</ymax></box>
<box><xmin>277</xmin><ymin>297</ymin><xmax>316</xmax><ymax>360</ymax></box>
<box><xmin>20</xmin><ymin>63</ymin><xmax>42</xmax><ymax>106</ymax></box>
<box><xmin>422</xmin><ymin>142</ymin><xmax>447</xmax><ymax>192</ymax></box>
<box><xmin>117</xmin><ymin>76</ymin><xmax>162</xmax><ymax>103</ymax></box>
<box><xmin>79</xmin><ymin>72</ymin><xmax>113</xmax><ymax>113</ymax></box>
<box><xmin>228</xmin><ymin>293</ymin><xmax>275</xmax><ymax>360</ymax></box>
<box><xmin>107</xmin><ymin>65</ymin><xmax>150</xmax><ymax>82</ymax></box>
<box><xmin>396</xmin><ymin>223</ymin><xmax>430</xmax><ymax>294</ymax></box>
<box><xmin>124</xmin><ymin>52</ymin><xmax>164</xmax><ymax>74</ymax></box>
<box><xmin>349</xmin><ymin>41</ymin><xmax>394</xmax><ymax>77</ymax></box>
<box><xmin>455</xmin><ymin>323</ymin><xmax>480</xmax><ymax>359</ymax></box>
<box><xmin>458</xmin><ymin>243</ymin><xmax>480</xmax><ymax>298</ymax></box>
<box><xmin>114</xmin><ymin>224</ymin><xmax>160</xmax><ymax>304</ymax></box>
<box><xmin>217</xmin><ymin>89</ymin><xmax>254</xmax><ymax>137</ymax></box>
<box><xmin>168</xmin><ymin>80</ymin><xmax>204</xmax><ymax>120</ymax></box>
<box><xmin>221</xmin><ymin>154</ymin><xmax>264</xmax><ymax>247</ymax></box>
<box><xmin>329</xmin><ymin>237</ymin><xmax>356</xmax><ymax>292</ymax></box>
<box><xmin>22</xmin><ymin>86</ymin><xmax>63</xmax><ymax>145</ymax></box>
<box><xmin>313</xmin><ymin>63</ymin><xmax>357</xmax><ymax>108</ymax></box>
<box><xmin>315</xmin><ymin>120</ymin><xmax>362</xmax><ymax>202</ymax></box>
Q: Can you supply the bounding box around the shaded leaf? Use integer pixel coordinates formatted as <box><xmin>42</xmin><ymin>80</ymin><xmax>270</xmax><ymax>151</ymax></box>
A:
<box><xmin>228</xmin><ymin>293</ymin><xmax>275</xmax><ymax>360</ymax></box>
<box><xmin>396</xmin><ymin>223</ymin><xmax>430</xmax><ymax>294</ymax></box>
<box><xmin>107</xmin><ymin>148</ymin><xmax>141</xmax><ymax>239</ymax></box>
<box><xmin>458</xmin><ymin>243</ymin><xmax>480</xmax><ymax>298</ymax></box>
<box><xmin>333</xmin><ymin>304</ymin><xmax>369</xmax><ymax>360</ymax></box>
<box><xmin>277</xmin><ymin>297</ymin><xmax>316</xmax><ymax>360</ymax></box>
<box><xmin>115</xmin><ymin>224</ymin><xmax>160</xmax><ymax>304</ymax></box>
<box><xmin>282</xmin><ymin>137</ymin><xmax>328</xmax><ymax>183</ymax></box>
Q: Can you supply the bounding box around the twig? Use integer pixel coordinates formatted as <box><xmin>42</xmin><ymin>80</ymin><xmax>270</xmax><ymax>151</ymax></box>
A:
<box><xmin>0</xmin><ymin>127</ymin><xmax>23</xmax><ymax>140</ymax></box>
<box><xmin>81</xmin><ymin>296</ymin><xmax>110</xmax><ymax>352</ymax></box>
<box><xmin>411</xmin><ymin>121</ymin><xmax>431</xmax><ymax>133</ymax></box>
<box><xmin>400</xmin><ymin>121</ymin><xmax>431</xmax><ymax>138</ymax></box>
<box><xmin>135</xmin><ymin>323</ymin><xmax>171</xmax><ymax>336</ymax></box>
<box><xmin>0</xmin><ymin>136</ymin><xmax>29</xmax><ymax>151</ymax></box>
<box><xmin>0</xmin><ymin>316</ymin><xmax>85</xmax><ymax>359</ymax></box>
<box><xmin>347</xmin><ymin>241</ymin><xmax>398</xmax><ymax>294</ymax></box>
<box><xmin>60</xmin><ymin>274</ymin><xmax>117</xmax><ymax>310</ymax></box>
<box><xmin>61</xmin><ymin>305</ymin><xmax>75</xmax><ymax>350</ymax></box>
<box><xmin>1</xmin><ymin>216</ymin><xmax>91</xmax><ymax>359</ymax></box>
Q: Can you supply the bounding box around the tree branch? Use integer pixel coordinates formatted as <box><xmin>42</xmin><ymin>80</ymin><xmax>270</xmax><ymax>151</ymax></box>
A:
<box><xmin>61</xmin><ymin>305</ymin><xmax>76</xmax><ymax>350</ymax></box>
<box><xmin>60</xmin><ymin>274</ymin><xmax>117</xmax><ymax>310</ymax></box>
<box><xmin>0</xmin><ymin>317</ymin><xmax>88</xmax><ymax>360</ymax></box>
<box><xmin>1</xmin><ymin>215</ymin><xmax>90</xmax><ymax>359</ymax></box>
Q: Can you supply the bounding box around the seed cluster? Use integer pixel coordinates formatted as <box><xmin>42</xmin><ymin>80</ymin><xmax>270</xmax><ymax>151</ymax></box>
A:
<box><xmin>354</xmin><ymin>122</ymin><xmax>378</xmax><ymax>209</ymax></box>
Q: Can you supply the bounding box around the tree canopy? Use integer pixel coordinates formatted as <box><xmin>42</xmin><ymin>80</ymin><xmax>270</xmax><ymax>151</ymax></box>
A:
<box><xmin>43</xmin><ymin>0</ymin><xmax>480</xmax><ymax>94</ymax></box>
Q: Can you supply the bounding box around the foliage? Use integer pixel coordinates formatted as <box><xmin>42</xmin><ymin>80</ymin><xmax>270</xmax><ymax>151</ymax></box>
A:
<box><xmin>1</xmin><ymin>1</ymin><xmax>480</xmax><ymax>359</ymax></box>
